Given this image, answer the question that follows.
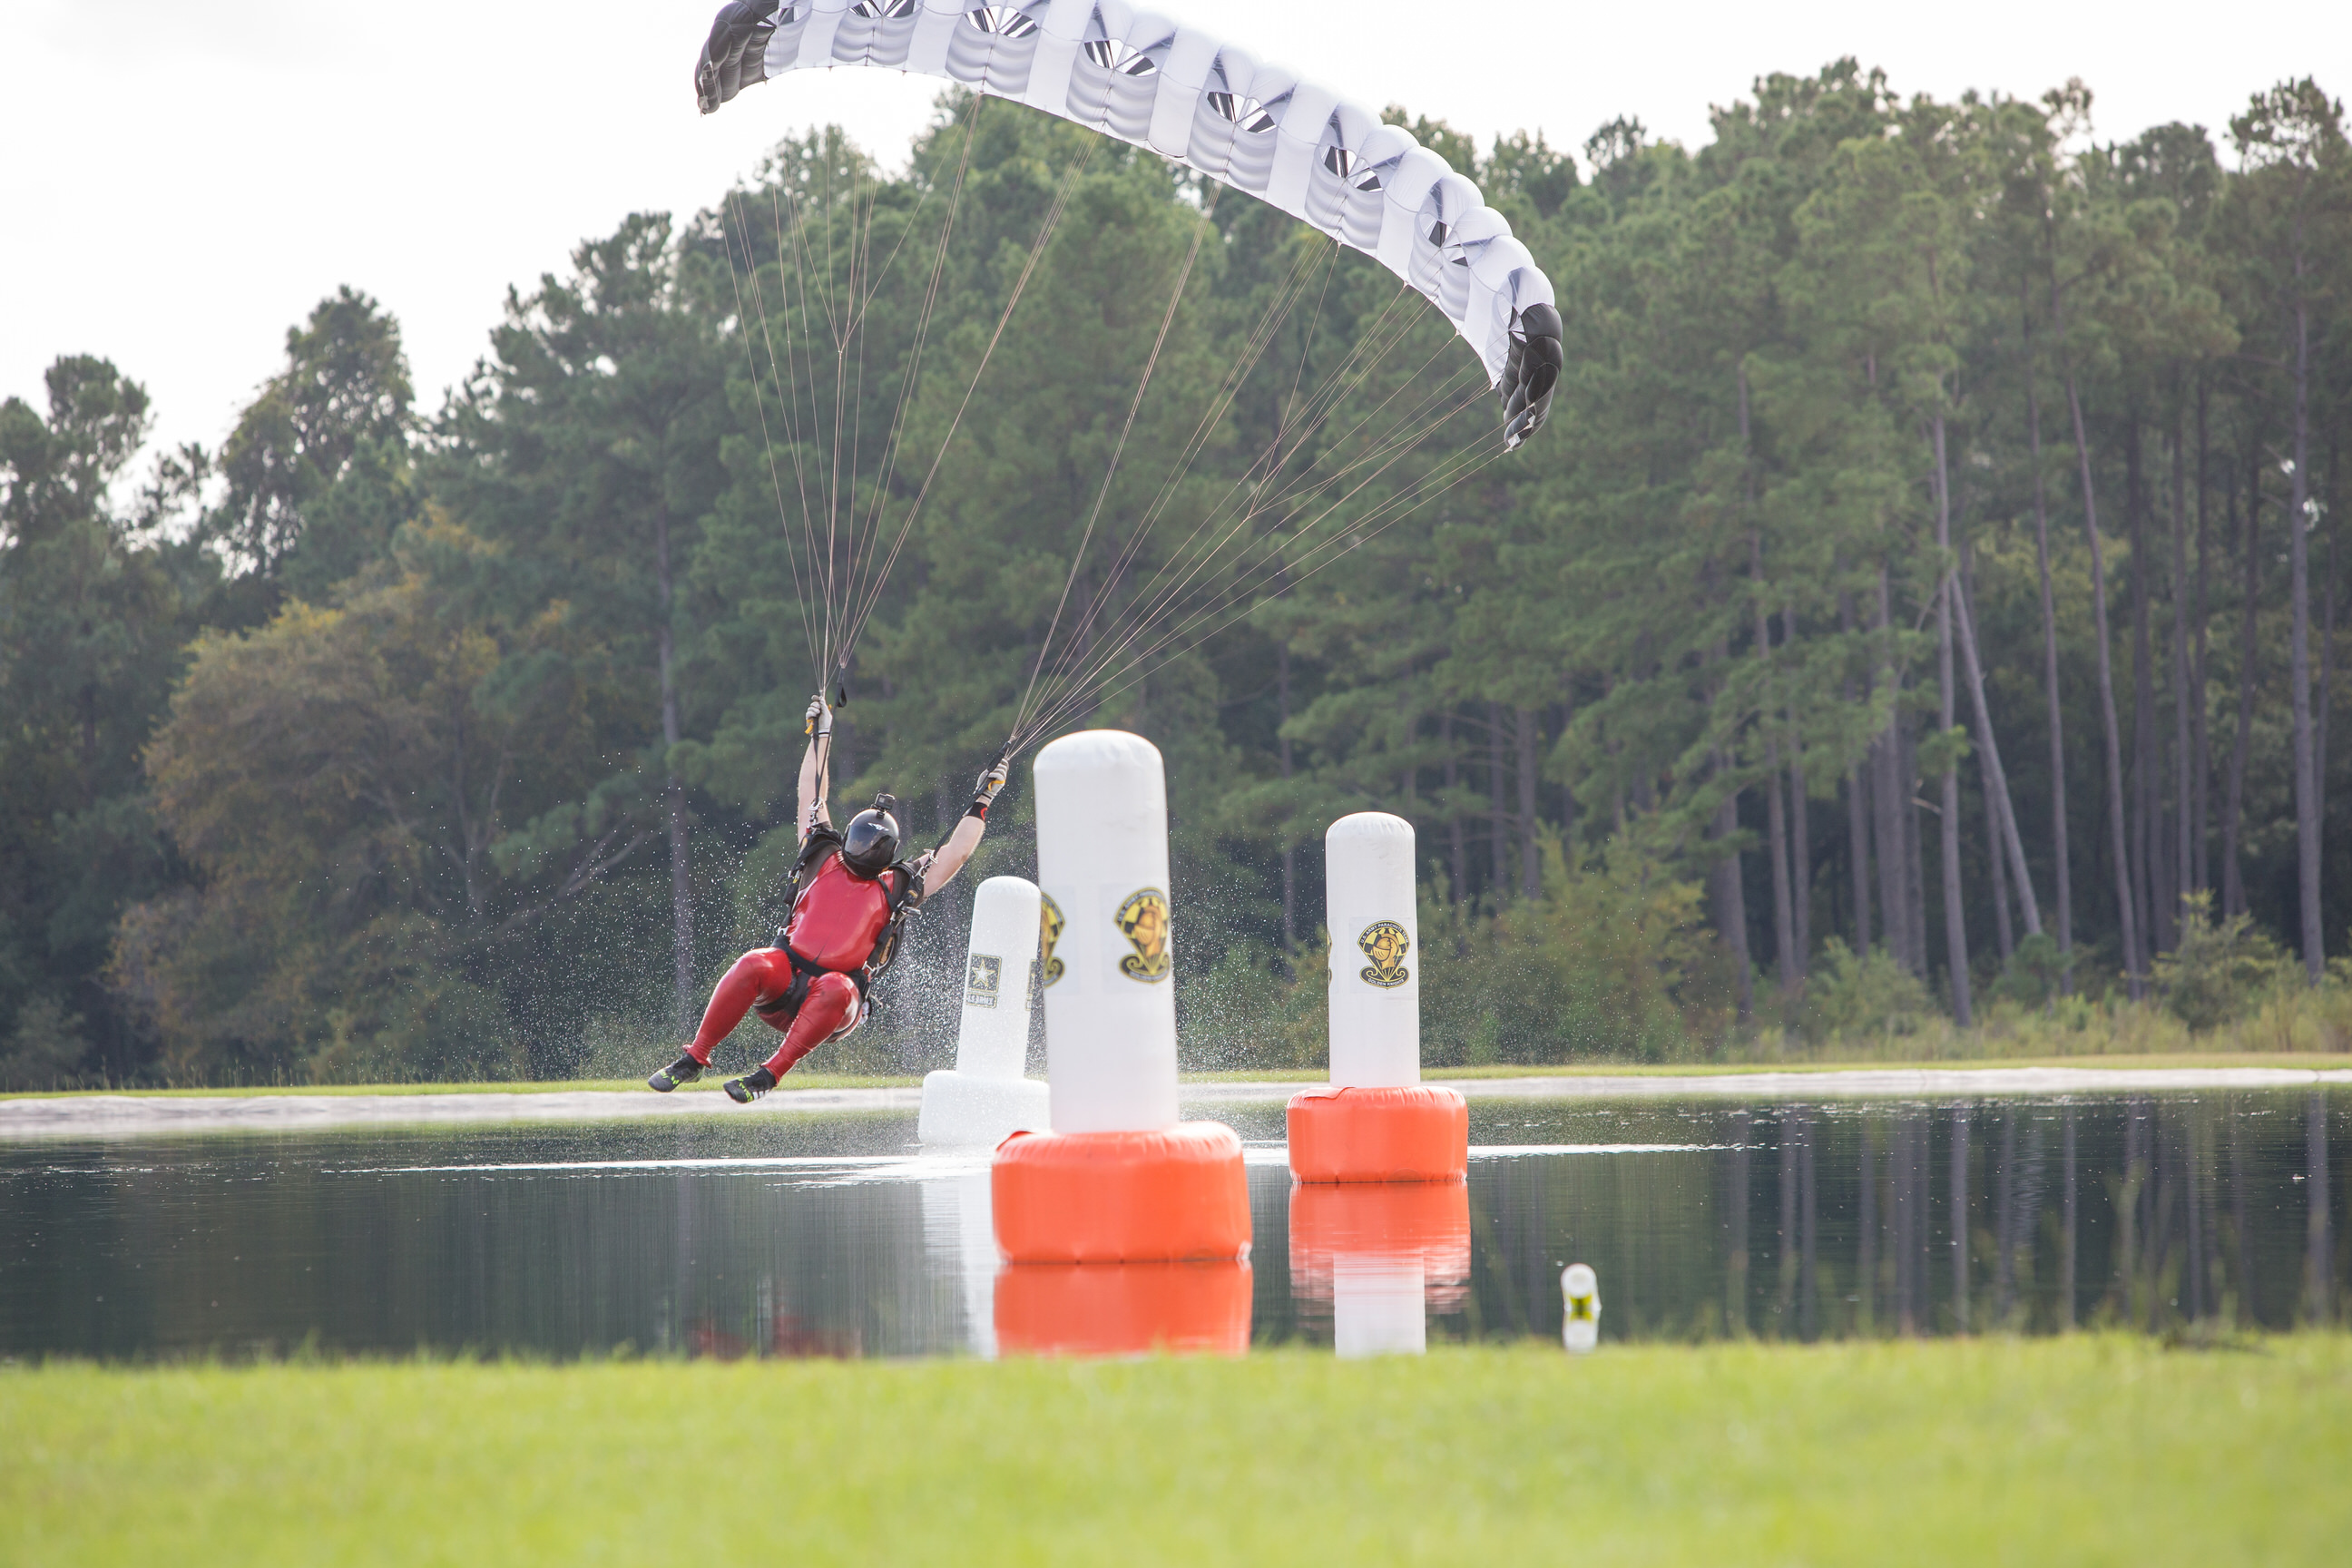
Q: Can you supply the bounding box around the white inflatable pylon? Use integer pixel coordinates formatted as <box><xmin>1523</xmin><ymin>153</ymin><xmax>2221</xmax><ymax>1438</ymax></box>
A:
<box><xmin>992</xmin><ymin>730</ymin><xmax>1250</xmax><ymax>1265</ymax></box>
<box><xmin>1562</xmin><ymin>1262</ymin><xmax>1601</xmax><ymax>1354</ymax></box>
<box><xmin>1032</xmin><ymin>729</ymin><xmax>1179</xmax><ymax>1133</ymax></box>
<box><xmin>1325</xmin><ymin>810</ymin><xmax>1419</xmax><ymax>1087</ymax></box>
<box><xmin>1288</xmin><ymin>810</ymin><xmax>1465</xmax><ymax>1182</ymax></box>
<box><xmin>918</xmin><ymin>876</ymin><xmax>1052</xmax><ymax>1146</ymax></box>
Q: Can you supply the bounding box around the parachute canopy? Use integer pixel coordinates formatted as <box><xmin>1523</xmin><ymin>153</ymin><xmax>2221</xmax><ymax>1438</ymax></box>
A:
<box><xmin>695</xmin><ymin>0</ymin><xmax>1563</xmax><ymax>447</ymax></box>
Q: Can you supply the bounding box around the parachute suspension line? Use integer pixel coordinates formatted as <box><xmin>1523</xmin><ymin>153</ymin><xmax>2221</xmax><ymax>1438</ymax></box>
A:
<box><xmin>816</xmin><ymin>142</ymin><xmax>872</xmax><ymax>675</ymax></box>
<box><xmin>749</xmin><ymin>113</ymin><xmax>973</xmax><ymax>683</ymax></box>
<box><xmin>1244</xmin><ymin>318</ymin><xmax>1470</xmax><ymax>522</ymax></box>
<box><xmin>769</xmin><ymin>151</ymin><xmax>857</xmax><ymax>669</ymax></box>
<box><xmin>1099</xmin><ymin>276</ymin><xmax>1426</xmax><ymax>634</ymax></box>
<box><xmin>1028</xmin><ymin>432</ymin><xmax>1504</xmax><ymax>747</ymax></box>
<box><xmin>1014</xmin><ymin>358</ymin><xmax>1487</xmax><ymax>748</ymax></box>
<box><xmin>1011</xmin><ymin>181</ymin><xmax>1223</xmax><ymax>740</ymax></box>
<box><xmin>1008</xmin><ymin>236</ymin><xmax>1354</xmax><ymax>730</ymax></box>
<box><xmin>723</xmin><ymin>188</ymin><xmax>824</xmax><ymax>687</ymax></box>
<box><xmin>1008</xmin><ymin>278</ymin><xmax>1427</xmax><ymax>749</ymax></box>
<box><xmin>758</xmin><ymin>184</ymin><xmax>833</xmax><ymax>676</ymax></box>
<box><xmin>830</xmin><ymin>134</ymin><xmax>1100</xmax><ymax>670</ymax></box>
<box><xmin>1266</xmin><ymin>239</ymin><xmax>1346</xmax><ymax>471</ymax></box>
<box><xmin>1020</xmin><ymin>282</ymin><xmax>1439</xmax><ymax>730</ymax></box>
<box><xmin>1013</xmin><ymin>376</ymin><xmax>1499</xmax><ymax>750</ymax></box>
<box><xmin>836</xmin><ymin>91</ymin><xmax>986</xmax><ymax>662</ymax></box>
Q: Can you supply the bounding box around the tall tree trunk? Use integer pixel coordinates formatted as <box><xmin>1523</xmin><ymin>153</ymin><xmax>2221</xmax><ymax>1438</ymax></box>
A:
<box><xmin>2061</xmin><ymin>357</ymin><xmax>2143</xmax><ymax>996</ymax></box>
<box><xmin>2321</xmin><ymin>484</ymin><xmax>2337</xmax><ymax>846</ymax></box>
<box><xmin>1842</xmin><ymin>590</ymin><xmax>1872</xmax><ymax>956</ymax></box>
<box><xmin>2320</xmin><ymin>475</ymin><xmax>2336</xmax><ymax>821</ymax></box>
<box><xmin>1278</xmin><ymin>638</ymin><xmax>1296</xmax><ymax>952</ymax></box>
<box><xmin>2224</xmin><ymin>441</ymin><xmax>2262</xmax><ymax>917</ymax></box>
<box><xmin>655</xmin><ymin>495</ymin><xmax>694</xmax><ymax>1034</ymax></box>
<box><xmin>2170</xmin><ymin>390</ymin><xmax>2195</xmax><ymax>931</ymax></box>
<box><xmin>1556</xmin><ymin>687</ymin><xmax>1578</xmax><ymax>845</ymax></box>
<box><xmin>1932</xmin><ymin>413</ymin><xmax>1973</xmax><ymax>1024</ymax></box>
<box><xmin>1515</xmin><ymin>706</ymin><xmax>1540</xmax><ymax>900</ymax></box>
<box><xmin>2287</xmin><ymin>258</ymin><xmax>2323</xmax><ymax>985</ymax></box>
<box><xmin>1873</xmin><ymin>569</ymin><xmax>1912</xmax><ymax>973</ymax></box>
<box><xmin>2024</xmin><ymin>296</ymin><xmax>2074</xmax><ymax>976</ymax></box>
<box><xmin>1955</xmin><ymin>561</ymin><xmax>2043</xmax><ymax>935</ymax></box>
<box><xmin>1713</xmin><ymin>755</ymin><xmax>1754</xmax><ymax>1025</ymax></box>
<box><xmin>1442</xmin><ymin>708</ymin><xmax>1465</xmax><ymax>902</ymax></box>
<box><xmin>1965</xmin><ymin>552</ymin><xmax>2017</xmax><ymax>961</ymax></box>
<box><xmin>1783</xmin><ymin>605</ymin><xmax>1811</xmax><ymax>977</ymax></box>
<box><xmin>2192</xmin><ymin>379</ymin><xmax>2213</xmax><ymax>897</ymax></box>
<box><xmin>1985</xmin><ymin>746</ymin><xmax>2015</xmax><ymax>961</ymax></box>
<box><xmin>2126</xmin><ymin>416</ymin><xmax>2154</xmax><ymax>949</ymax></box>
<box><xmin>2126</xmin><ymin>413</ymin><xmax>2162</xmax><ymax>955</ymax></box>
<box><xmin>1487</xmin><ymin>701</ymin><xmax>1509</xmax><ymax>901</ymax></box>
<box><xmin>1740</xmin><ymin>368</ymin><xmax>1797</xmax><ymax>996</ymax></box>
<box><xmin>1902</xmin><ymin>720</ymin><xmax>1928</xmax><ymax>980</ymax></box>
<box><xmin>1752</xmin><ymin>562</ymin><xmax>1796</xmax><ymax>999</ymax></box>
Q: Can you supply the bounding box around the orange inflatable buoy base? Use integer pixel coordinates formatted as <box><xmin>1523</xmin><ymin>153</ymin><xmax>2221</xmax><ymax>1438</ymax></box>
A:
<box><xmin>992</xmin><ymin>1122</ymin><xmax>1251</xmax><ymax>1263</ymax></box>
<box><xmin>995</xmin><ymin>1260</ymin><xmax>1253</xmax><ymax>1356</ymax></box>
<box><xmin>1286</xmin><ymin>1083</ymin><xmax>1469</xmax><ymax>1181</ymax></box>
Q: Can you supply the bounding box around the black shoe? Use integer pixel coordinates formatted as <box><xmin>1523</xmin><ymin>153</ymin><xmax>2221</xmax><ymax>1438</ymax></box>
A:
<box><xmin>648</xmin><ymin>1054</ymin><xmax>705</xmax><ymax>1093</ymax></box>
<box><xmin>724</xmin><ymin>1066</ymin><xmax>778</xmax><ymax>1104</ymax></box>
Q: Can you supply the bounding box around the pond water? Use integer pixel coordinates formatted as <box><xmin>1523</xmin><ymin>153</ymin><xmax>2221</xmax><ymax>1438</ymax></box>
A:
<box><xmin>4</xmin><ymin>1093</ymin><xmax>2344</xmax><ymax>1360</ymax></box>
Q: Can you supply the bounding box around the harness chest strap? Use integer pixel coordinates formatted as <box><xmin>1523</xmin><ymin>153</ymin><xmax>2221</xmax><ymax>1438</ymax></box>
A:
<box><xmin>759</xmin><ymin>843</ymin><xmax>924</xmax><ymax>1014</ymax></box>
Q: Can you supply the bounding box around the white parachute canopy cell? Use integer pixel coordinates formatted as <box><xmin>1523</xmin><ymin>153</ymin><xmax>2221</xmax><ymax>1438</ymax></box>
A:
<box><xmin>694</xmin><ymin>0</ymin><xmax>1563</xmax><ymax>447</ymax></box>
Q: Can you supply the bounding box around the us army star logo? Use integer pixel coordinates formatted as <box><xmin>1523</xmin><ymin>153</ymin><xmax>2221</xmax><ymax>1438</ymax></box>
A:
<box><xmin>1114</xmin><ymin>887</ymin><xmax>1171</xmax><ymax>982</ymax></box>
<box><xmin>965</xmin><ymin>954</ymin><xmax>1001</xmax><ymax>1008</ymax></box>
<box><xmin>1038</xmin><ymin>894</ymin><xmax>1065</xmax><ymax>988</ymax></box>
<box><xmin>1357</xmin><ymin>920</ymin><xmax>1410</xmax><ymax>988</ymax></box>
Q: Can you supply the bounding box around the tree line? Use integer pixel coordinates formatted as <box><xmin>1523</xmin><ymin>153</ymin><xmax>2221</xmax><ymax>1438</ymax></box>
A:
<box><xmin>1</xmin><ymin>62</ymin><xmax>2346</xmax><ymax>1087</ymax></box>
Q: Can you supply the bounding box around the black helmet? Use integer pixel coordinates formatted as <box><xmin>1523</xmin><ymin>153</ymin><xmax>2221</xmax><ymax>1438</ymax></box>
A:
<box><xmin>840</xmin><ymin>794</ymin><xmax>901</xmax><ymax>879</ymax></box>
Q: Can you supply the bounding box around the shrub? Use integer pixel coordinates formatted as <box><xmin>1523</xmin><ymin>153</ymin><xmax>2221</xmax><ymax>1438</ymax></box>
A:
<box><xmin>0</xmin><ymin>995</ymin><xmax>90</xmax><ymax>1091</ymax></box>
<box><xmin>2154</xmin><ymin>892</ymin><xmax>2288</xmax><ymax>1033</ymax></box>
<box><xmin>1804</xmin><ymin>938</ymin><xmax>1935</xmax><ymax>1043</ymax></box>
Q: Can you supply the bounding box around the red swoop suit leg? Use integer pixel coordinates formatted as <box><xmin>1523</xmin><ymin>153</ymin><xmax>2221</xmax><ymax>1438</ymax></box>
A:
<box><xmin>682</xmin><ymin>949</ymin><xmax>859</xmax><ymax>1078</ymax></box>
<box><xmin>759</xmin><ymin>971</ymin><xmax>859</xmax><ymax>1079</ymax></box>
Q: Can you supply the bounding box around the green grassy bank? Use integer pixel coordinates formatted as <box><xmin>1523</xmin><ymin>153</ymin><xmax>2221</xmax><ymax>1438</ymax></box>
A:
<box><xmin>6</xmin><ymin>1338</ymin><xmax>2345</xmax><ymax>1565</ymax></box>
<box><xmin>7</xmin><ymin>1052</ymin><xmax>2346</xmax><ymax>1102</ymax></box>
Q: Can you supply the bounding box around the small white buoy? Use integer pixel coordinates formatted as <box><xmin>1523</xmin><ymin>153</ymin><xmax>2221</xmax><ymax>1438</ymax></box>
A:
<box><xmin>1562</xmin><ymin>1262</ymin><xmax>1600</xmax><ymax>1354</ymax></box>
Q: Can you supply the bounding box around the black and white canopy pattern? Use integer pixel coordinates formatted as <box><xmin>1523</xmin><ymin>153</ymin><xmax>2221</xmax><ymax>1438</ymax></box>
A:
<box><xmin>696</xmin><ymin>0</ymin><xmax>1563</xmax><ymax>447</ymax></box>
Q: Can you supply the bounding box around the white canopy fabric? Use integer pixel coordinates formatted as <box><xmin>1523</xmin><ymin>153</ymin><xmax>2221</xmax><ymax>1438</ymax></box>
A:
<box><xmin>696</xmin><ymin>0</ymin><xmax>1563</xmax><ymax>447</ymax></box>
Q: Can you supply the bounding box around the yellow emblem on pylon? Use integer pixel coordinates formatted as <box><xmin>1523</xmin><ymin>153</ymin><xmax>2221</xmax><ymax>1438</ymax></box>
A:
<box><xmin>1357</xmin><ymin>920</ymin><xmax>1410</xmax><ymax>988</ymax></box>
<box><xmin>1114</xmin><ymin>887</ymin><xmax>1171</xmax><ymax>982</ymax></box>
<box><xmin>1039</xmin><ymin>894</ymin><xmax>1066</xmax><ymax>988</ymax></box>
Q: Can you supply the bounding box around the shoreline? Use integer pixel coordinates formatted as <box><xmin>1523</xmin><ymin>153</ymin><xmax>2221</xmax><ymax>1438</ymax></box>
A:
<box><xmin>4</xmin><ymin>1061</ymin><xmax>2347</xmax><ymax>1140</ymax></box>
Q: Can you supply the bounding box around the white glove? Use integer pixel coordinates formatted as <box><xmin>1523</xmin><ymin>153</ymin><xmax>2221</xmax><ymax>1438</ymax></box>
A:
<box><xmin>805</xmin><ymin>692</ymin><xmax>832</xmax><ymax>739</ymax></box>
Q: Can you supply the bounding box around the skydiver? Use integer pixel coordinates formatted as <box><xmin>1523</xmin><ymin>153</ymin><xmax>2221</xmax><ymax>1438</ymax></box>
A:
<box><xmin>647</xmin><ymin>693</ymin><xmax>1008</xmax><ymax>1103</ymax></box>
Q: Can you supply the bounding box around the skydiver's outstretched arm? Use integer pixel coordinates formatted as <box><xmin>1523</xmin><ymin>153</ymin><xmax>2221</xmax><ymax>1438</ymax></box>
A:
<box><xmin>913</xmin><ymin>760</ymin><xmax>1009</xmax><ymax>900</ymax></box>
<box><xmin>798</xmin><ymin>694</ymin><xmax>833</xmax><ymax>839</ymax></box>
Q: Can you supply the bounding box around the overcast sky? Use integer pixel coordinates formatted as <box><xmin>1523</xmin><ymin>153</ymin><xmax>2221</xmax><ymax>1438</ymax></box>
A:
<box><xmin>5</xmin><ymin>1</ymin><xmax>2344</xmax><ymax>465</ymax></box>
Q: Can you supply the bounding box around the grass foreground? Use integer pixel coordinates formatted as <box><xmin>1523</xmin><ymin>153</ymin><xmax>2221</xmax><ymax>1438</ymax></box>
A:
<box><xmin>5</xmin><ymin>1337</ymin><xmax>2346</xmax><ymax>1565</ymax></box>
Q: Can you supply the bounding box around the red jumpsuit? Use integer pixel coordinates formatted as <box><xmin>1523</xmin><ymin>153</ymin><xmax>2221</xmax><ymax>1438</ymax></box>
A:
<box><xmin>682</xmin><ymin>848</ymin><xmax>911</xmax><ymax>1079</ymax></box>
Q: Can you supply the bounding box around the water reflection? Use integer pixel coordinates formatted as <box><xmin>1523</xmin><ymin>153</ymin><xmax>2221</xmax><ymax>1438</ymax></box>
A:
<box><xmin>1289</xmin><ymin>1182</ymin><xmax>1471</xmax><ymax>1357</ymax></box>
<box><xmin>0</xmin><ymin>1092</ymin><xmax>2343</xmax><ymax>1361</ymax></box>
